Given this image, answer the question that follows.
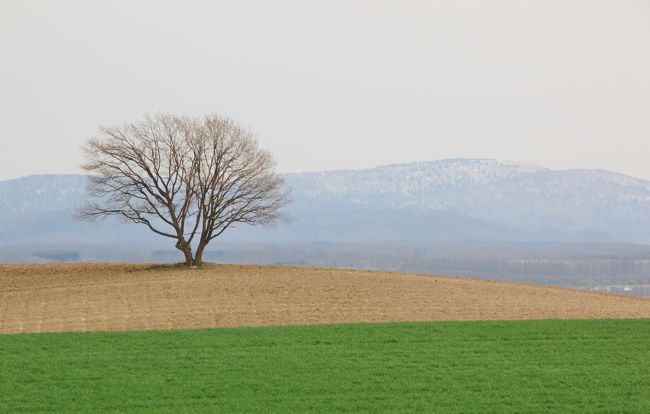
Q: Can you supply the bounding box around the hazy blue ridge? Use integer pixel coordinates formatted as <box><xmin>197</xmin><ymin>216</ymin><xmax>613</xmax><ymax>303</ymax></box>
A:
<box><xmin>2</xmin><ymin>159</ymin><xmax>650</xmax><ymax>244</ymax></box>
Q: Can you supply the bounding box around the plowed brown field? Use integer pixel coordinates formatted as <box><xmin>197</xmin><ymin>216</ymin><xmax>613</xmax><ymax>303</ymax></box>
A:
<box><xmin>1</xmin><ymin>263</ymin><xmax>650</xmax><ymax>334</ymax></box>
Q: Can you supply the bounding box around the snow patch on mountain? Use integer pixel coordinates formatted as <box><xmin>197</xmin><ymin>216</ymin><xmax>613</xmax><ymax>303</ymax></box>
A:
<box><xmin>1</xmin><ymin>159</ymin><xmax>650</xmax><ymax>243</ymax></box>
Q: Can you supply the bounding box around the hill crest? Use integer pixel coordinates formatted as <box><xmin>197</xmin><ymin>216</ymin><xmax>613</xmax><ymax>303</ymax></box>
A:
<box><xmin>2</xmin><ymin>263</ymin><xmax>650</xmax><ymax>334</ymax></box>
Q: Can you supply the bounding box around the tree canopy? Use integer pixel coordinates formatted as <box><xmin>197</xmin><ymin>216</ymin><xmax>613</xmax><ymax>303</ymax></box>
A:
<box><xmin>78</xmin><ymin>113</ymin><xmax>290</xmax><ymax>266</ymax></box>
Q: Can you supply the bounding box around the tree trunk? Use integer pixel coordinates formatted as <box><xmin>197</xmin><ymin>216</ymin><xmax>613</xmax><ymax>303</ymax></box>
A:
<box><xmin>175</xmin><ymin>240</ymin><xmax>194</xmax><ymax>266</ymax></box>
<box><xmin>193</xmin><ymin>241</ymin><xmax>207</xmax><ymax>267</ymax></box>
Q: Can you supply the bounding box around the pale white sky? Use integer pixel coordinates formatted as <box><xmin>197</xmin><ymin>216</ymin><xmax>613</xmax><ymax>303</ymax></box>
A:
<box><xmin>1</xmin><ymin>0</ymin><xmax>649</xmax><ymax>180</ymax></box>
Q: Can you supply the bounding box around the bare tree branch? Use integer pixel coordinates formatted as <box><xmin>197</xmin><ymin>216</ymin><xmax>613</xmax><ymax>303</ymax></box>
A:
<box><xmin>77</xmin><ymin>113</ymin><xmax>290</xmax><ymax>266</ymax></box>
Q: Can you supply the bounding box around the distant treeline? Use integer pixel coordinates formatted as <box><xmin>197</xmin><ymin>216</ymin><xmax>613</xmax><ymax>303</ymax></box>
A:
<box><xmin>2</xmin><ymin>241</ymin><xmax>650</xmax><ymax>292</ymax></box>
<box><xmin>33</xmin><ymin>250</ymin><xmax>80</xmax><ymax>263</ymax></box>
<box><xmin>198</xmin><ymin>242</ymin><xmax>650</xmax><ymax>288</ymax></box>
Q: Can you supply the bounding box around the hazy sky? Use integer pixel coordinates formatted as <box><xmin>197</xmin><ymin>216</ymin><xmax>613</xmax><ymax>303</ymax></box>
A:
<box><xmin>1</xmin><ymin>0</ymin><xmax>649</xmax><ymax>180</ymax></box>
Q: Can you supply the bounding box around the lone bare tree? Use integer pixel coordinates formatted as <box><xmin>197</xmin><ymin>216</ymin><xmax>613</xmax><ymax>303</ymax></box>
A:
<box><xmin>77</xmin><ymin>113</ymin><xmax>290</xmax><ymax>266</ymax></box>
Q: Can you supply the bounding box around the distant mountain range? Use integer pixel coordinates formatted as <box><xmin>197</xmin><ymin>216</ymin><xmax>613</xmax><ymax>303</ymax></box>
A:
<box><xmin>2</xmin><ymin>159</ymin><xmax>650</xmax><ymax>245</ymax></box>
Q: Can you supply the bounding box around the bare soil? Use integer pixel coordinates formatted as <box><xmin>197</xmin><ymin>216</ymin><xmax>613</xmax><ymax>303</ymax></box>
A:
<box><xmin>1</xmin><ymin>263</ymin><xmax>650</xmax><ymax>334</ymax></box>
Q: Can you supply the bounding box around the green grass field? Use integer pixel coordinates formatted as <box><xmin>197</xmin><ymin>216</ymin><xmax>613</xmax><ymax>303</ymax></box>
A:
<box><xmin>1</xmin><ymin>319</ymin><xmax>649</xmax><ymax>413</ymax></box>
